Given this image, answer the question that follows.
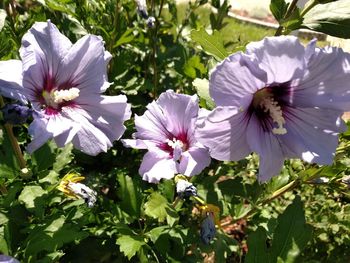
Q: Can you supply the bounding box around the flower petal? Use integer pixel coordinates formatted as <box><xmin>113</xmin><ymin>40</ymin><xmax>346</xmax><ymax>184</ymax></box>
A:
<box><xmin>139</xmin><ymin>151</ymin><xmax>176</xmax><ymax>183</ymax></box>
<box><xmin>75</xmin><ymin>95</ymin><xmax>131</xmax><ymax>142</ymax></box>
<box><xmin>62</xmin><ymin>107</ymin><xmax>112</xmax><ymax>155</ymax></box>
<box><xmin>20</xmin><ymin>21</ymin><xmax>72</xmax><ymax>98</ymax></box>
<box><xmin>177</xmin><ymin>146</ymin><xmax>211</xmax><ymax>176</ymax></box>
<box><xmin>0</xmin><ymin>60</ymin><xmax>27</xmax><ymax>103</ymax></box>
<box><xmin>210</xmin><ymin>52</ymin><xmax>266</xmax><ymax>108</ymax></box>
<box><xmin>196</xmin><ymin>107</ymin><xmax>251</xmax><ymax>161</ymax></box>
<box><xmin>282</xmin><ymin>107</ymin><xmax>346</xmax><ymax>164</ymax></box>
<box><xmin>246</xmin><ymin>36</ymin><xmax>307</xmax><ymax>84</ymax></box>
<box><xmin>133</xmin><ymin>101</ymin><xmax>171</xmax><ymax>142</ymax></box>
<box><xmin>156</xmin><ymin>90</ymin><xmax>199</xmax><ymax>136</ymax></box>
<box><xmin>246</xmin><ymin>113</ymin><xmax>284</xmax><ymax>182</ymax></box>
<box><xmin>58</xmin><ymin>35</ymin><xmax>111</xmax><ymax>94</ymax></box>
<box><xmin>122</xmin><ymin>139</ymin><xmax>148</xmax><ymax>149</ymax></box>
<box><xmin>293</xmin><ymin>46</ymin><xmax>350</xmax><ymax>111</ymax></box>
<box><xmin>27</xmin><ymin>113</ymin><xmax>73</xmax><ymax>153</ymax></box>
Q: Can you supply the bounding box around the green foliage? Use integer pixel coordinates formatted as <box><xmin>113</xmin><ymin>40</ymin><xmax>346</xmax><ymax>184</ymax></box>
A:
<box><xmin>116</xmin><ymin>235</ymin><xmax>145</xmax><ymax>260</ymax></box>
<box><xmin>192</xmin><ymin>77</ymin><xmax>215</xmax><ymax>109</ymax></box>
<box><xmin>0</xmin><ymin>129</ymin><xmax>20</xmax><ymax>178</ymax></box>
<box><xmin>270</xmin><ymin>0</ymin><xmax>289</xmax><ymax>22</ymax></box>
<box><xmin>302</xmin><ymin>0</ymin><xmax>350</xmax><ymax>38</ymax></box>
<box><xmin>0</xmin><ymin>0</ymin><xmax>350</xmax><ymax>262</ymax></box>
<box><xmin>245</xmin><ymin>196</ymin><xmax>312</xmax><ymax>263</ymax></box>
<box><xmin>191</xmin><ymin>28</ymin><xmax>229</xmax><ymax>61</ymax></box>
<box><xmin>0</xmin><ymin>9</ymin><xmax>6</xmax><ymax>31</ymax></box>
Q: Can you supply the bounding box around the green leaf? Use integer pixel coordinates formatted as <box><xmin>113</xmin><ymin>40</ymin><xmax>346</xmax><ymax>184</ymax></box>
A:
<box><xmin>192</xmin><ymin>78</ymin><xmax>215</xmax><ymax>109</ymax></box>
<box><xmin>45</xmin><ymin>0</ymin><xmax>76</xmax><ymax>16</ymax></box>
<box><xmin>0</xmin><ymin>9</ymin><xmax>6</xmax><ymax>32</ymax></box>
<box><xmin>53</xmin><ymin>143</ymin><xmax>73</xmax><ymax>173</ymax></box>
<box><xmin>18</xmin><ymin>185</ymin><xmax>47</xmax><ymax>210</ymax></box>
<box><xmin>270</xmin><ymin>196</ymin><xmax>313</xmax><ymax>262</ymax></box>
<box><xmin>270</xmin><ymin>0</ymin><xmax>289</xmax><ymax>22</ymax></box>
<box><xmin>0</xmin><ymin>226</ymin><xmax>9</xmax><ymax>255</ymax></box>
<box><xmin>191</xmin><ymin>28</ymin><xmax>229</xmax><ymax>61</ymax></box>
<box><xmin>214</xmin><ymin>230</ymin><xmax>239</xmax><ymax>262</ymax></box>
<box><xmin>24</xmin><ymin>215</ymin><xmax>88</xmax><ymax>259</ymax></box>
<box><xmin>282</xmin><ymin>8</ymin><xmax>302</xmax><ymax>31</ymax></box>
<box><xmin>31</xmin><ymin>141</ymin><xmax>56</xmax><ymax>172</ymax></box>
<box><xmin>183</xmin><ymin>55</ymin><xmax>206</xmax><ymax>79</ymax></box>
<box><xmin>114</xmin><ymin>28</ymin><xmax>136</xmax><ymax>48</ymax></box>
<box><xmin>302</xmin><ymin>0</ymin><xmax>350</xmax><ymax>38</ymax></box>
<box><xmin>146</xmin><ymin>226</ymin><xmax>170</xmax><ymax>243</ymax></box>
<box><xmin>117</xmin><ymin>173</ymin><xmax>142</xmax><ymax>218</ymax></box>
<box><xmin>0</xmin><ymin>128</ymin><xmax>20</xmax><ymax>179</ymax></box>
<box><xmin>245</xmin><ymin>227</ymin><xmax>270</xmax><ymax>263</ymax></box>
<box><xmin>116</xmin><ymin>235</ymin><xmax>145</xmax><ymax>260</ymax></box>
<box><xmin>144</xmin><ymin>192</ymin><xmax>170</xmax><ymax>222</ymax></box>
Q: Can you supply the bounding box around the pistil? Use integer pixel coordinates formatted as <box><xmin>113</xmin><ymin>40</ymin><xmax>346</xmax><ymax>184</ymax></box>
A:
<box><xmin>253</xmin><ymin>88</ymin><xmax>287</xmax><ymax>135</ymax></box>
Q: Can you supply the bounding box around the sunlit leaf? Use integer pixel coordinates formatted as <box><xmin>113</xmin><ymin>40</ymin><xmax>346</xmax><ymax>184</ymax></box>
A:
<box><xmin>302</xmin><ymin>0</ymin><xmax>350</xmax><ymax>38</ymax></box>
<box><xmin>116</xmin><ymin>235</ymin><xmax>145</xmax><ymax>260</ymax></box>
<box><xmin>192</xmin><ymin>78</ymin><xmax>215</xmax><ymax>109</ymax></box>
<box><xmin>144</xmin><ymin>192</ymin><xmax>173</xmax><ymax>223</ymax></box>
<box><xmin>0</xmin><ymin>9</ymin><xmax>6</xmax><ymax>32</ymax></box>
<box><xmin>270</xmin><ymin>196</ymin><xmax>313</xmax><ymax>261</ymax></box>
<box><xmin>191</xmin><ymin>28</ymin><xmax>229</xmax><ymax>60</ymax></box>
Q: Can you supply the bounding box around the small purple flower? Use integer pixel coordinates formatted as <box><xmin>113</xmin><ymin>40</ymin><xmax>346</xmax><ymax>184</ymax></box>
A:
<box><xmin>0</xmin><ymin>21</ymin><xmax>131</xmax><ymax>155</ymax></box>
<box><xmin>196</xmin><ymin>36</ymin><xmax>350</xmax><ymax>182</ymax></box>
<box><xmin>123</xmin><ymin>90</ymin><xmax>211</xmax><ymax>183</ymax></box>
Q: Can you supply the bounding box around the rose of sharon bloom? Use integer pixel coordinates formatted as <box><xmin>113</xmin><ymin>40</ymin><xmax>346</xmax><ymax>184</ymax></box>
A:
<box><xmin>0</xmin><ymin>21</ymin><xmax>131</xmax><ymax>155</ymax></box>
<box><xmin>196</xmin><ymin>36</ymin><xmax>350</xmax><ymax>182</ymax></box>
<box><xmin>122</xmin><ymin>90</ymin><xmax>211</xmax><ymax>183</ymax></box>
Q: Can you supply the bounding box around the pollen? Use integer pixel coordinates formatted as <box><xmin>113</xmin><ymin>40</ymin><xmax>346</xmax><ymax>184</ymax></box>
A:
<box><xmin>43</xmin><ymin>87</ymin><xmax>80</xmax><ymax>108</ymax></box>
<box><xmin>166</xmin><ymin>138</ymin><xmax>184</xmax><ymax>149</ymax></box>
<box><xmin>53</xmin><ymin>87</ymin><xmax>80</xmax><ymax>104</ymax></box>
<box><xmin>260</xmin><ymin>96</ymin><xmax>287</xmax><ymax>135</ymax></box>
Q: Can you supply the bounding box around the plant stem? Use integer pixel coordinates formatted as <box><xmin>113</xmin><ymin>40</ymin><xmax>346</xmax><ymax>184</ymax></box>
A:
<box><xmin>300</xmin><ymin>0</ymin><xmax>318</xmax><ymax>17</ymax></box>
<box><xmin>0</xmin><ymin>96</ymin><xmax>26</xmax><ymax>169</ymax></box>
<box><xmin>150</xmin><ymin>0</ymin><xmax>165</xmax><ymax>98</ymax></box>
<box><xmin>275</xmin><ymin>0</ymin><xmax>300</xmax><ymax>36</ymax></box>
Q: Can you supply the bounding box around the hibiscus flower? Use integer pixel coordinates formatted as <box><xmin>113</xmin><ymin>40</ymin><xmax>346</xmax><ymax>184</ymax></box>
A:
<box><xmin>0</xmin><ymin>21</ymin><xmax>131</xmax><ymax>155</ymax></box>
<box><xmin>123</xmin><ymin>90</ymin><xmax>211</xmax><ymax>183</ymax></box>
<box><xmin>196</xmin><ymin>36</ymin><xmax>350</xmax><ymax>181</ymax></box>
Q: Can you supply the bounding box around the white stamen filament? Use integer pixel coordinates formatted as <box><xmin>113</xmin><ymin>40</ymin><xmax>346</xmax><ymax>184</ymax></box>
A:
<box><xmin>166</xmin><ymin>138</ymin><xmax>184</xmax><ymax>149</ymax></box>
<box><xmin>260</xmin><ymin>96</ymin><xmax>287</xmax><ymax>135</ymax></box>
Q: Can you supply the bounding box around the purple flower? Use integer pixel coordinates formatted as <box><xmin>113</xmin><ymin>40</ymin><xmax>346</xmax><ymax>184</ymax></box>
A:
<box><xmin>0</xmin><ymin>21</ymin><xmax>131</xmax><ymax>155</ymax></box>
<box><xmin>0</xmin><ymin>255</ymin><xmax>19</xmax><ymax>263</ymax></box>
<box><xmin>196</xmin><ymin>36</ymin><xmax>350</xmax><ymax>182</ymax></box>
<box><xmin>122</xmin><ymin>90</ymin><xmax>211</xmax><ymax>183</ymax></box>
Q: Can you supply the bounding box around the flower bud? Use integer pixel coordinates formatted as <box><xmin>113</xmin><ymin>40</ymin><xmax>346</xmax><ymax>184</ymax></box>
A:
<box><xmin>146</xmin><ymin>17</ymin><xmax>156</xmax><ymax>28</ymax></box>
<box><xmin>200</xmin><ymin>212</ymin><xmax>216</xmax><ymax>244</ymax></box>
<box><xmin>1</xmin><ymin>104</ymin><xmax>32</xmax><ymax>125</ymax></box>
<box><xmin>176</xmin><ymin>178</ymin><xmax>197</xmax><ymax>198</ymax></box>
